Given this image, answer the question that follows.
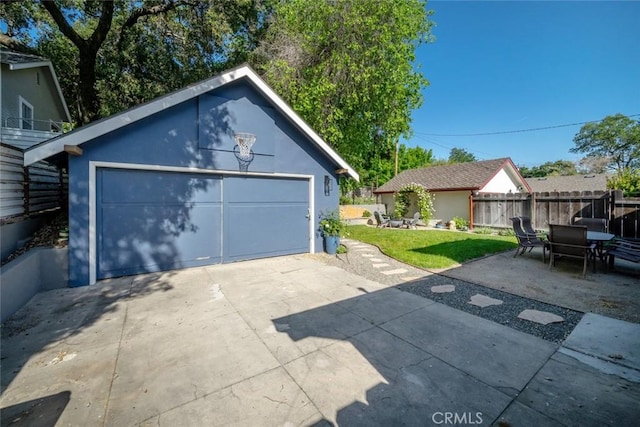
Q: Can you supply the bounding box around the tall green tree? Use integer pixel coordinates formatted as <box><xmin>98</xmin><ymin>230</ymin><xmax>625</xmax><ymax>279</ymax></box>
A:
<box><xmin>448</xmin><ymin>147</ymin><xmax>476</xmax><ymax>163</ymax></box>
<box><xmin>1</xmin><ymin>1</ymin><xmax>270</xmax><ymax>125</ymax></box>
<box><xmin>518</xmin><ymin>160</ymin><xmax>578</xmax><ymax>178</ymax></box>
<box><xmin>571</xmin><ymin>114</ymin><xmax>640</xmax><ymax>173</ymax></box>
<box><xmin>398</xmin><ymin>144</ymin><xmax>434</xmax><ymax>171</ymax></box>
<box><xmin>253</xmin><ymin>0</ymin><xmax>434</xmax><ymax>174</ymax></box>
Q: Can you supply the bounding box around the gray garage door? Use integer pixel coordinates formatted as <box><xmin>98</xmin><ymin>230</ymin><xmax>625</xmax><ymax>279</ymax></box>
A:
<box><xmin>223</xmin><ymin>176</ymin><xmax>310</xmax><ymax>262</ymax></box>
<box><xmin>97</xmin><ymin>169</ymin><xmax>309</xmax><ymax>279</ymax></box>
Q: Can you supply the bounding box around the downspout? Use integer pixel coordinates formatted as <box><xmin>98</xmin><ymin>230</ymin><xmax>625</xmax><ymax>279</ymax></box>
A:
<box><xmin>469</xmin><ymin>191</ymin><xmax>474</xmax><ymax>230</ymax></box>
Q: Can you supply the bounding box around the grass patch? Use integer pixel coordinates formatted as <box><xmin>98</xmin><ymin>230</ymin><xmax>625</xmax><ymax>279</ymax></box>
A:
<box><xmin>345</xmin><ymin>225</ymin><xmax>517</xmax><ymax>269</ymax></box>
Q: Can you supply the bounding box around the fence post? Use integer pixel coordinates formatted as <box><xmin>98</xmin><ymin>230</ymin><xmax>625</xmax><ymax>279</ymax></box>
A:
<box><xmin>23</xmin><ymin>166</ymin><xmax>30</xmax><ymax>216</ymax></box>
<box><xmin>608</xmin><ymin>190</ymin><xmax>614</xmax><ymax>234</ymax></box>
<box><xmin>530</xmin><ymin>192</ymin><xmax>536</xmax><ymax>228</ymax></box>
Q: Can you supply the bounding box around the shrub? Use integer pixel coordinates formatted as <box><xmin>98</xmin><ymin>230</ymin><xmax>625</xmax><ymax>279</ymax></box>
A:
<box><xmin>336</xmin><ymin>244</ymin><xmax>348</xmax><ymax>254</ymax></box>
<box><xmin>319</xmin><ymin>210</ymin><xmax>344</xmax><ymax>236</ymax></box>
<box><xmin>473</xmin><ymin>227</ymin><xmax>493</xmax><ymax>234</ymax></box>
<box><xmin>339</xmin><ymin>195</ymin><xmax>352</xmax><ymax>205</ymax></box>
<box><xmin>362</xmin><ymin>210</ymin><xmax>372</xmax><ymax>218</ymax></box>
<box><xmin>498</xmin><ymin>228</ymin><xmax>515</xmax><ymax>236</ymax></box>
<box><xmin>452</xmin><ymin>216</ymin><xmax>469</xmax><ymax>230</ymax></box>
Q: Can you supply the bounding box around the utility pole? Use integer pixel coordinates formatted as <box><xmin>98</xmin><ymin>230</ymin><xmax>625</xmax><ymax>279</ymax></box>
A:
<box><xmin>394</xmin><ymin>138</ymin><xmax>399</xmax><ymax>176</ymax></box>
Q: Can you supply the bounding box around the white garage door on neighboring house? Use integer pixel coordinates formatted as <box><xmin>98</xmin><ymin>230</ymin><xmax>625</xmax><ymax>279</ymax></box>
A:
<box><xmin>96</xmin><ymin>168</ymin><xmax>310</xmax><ymax>280</ymax></box>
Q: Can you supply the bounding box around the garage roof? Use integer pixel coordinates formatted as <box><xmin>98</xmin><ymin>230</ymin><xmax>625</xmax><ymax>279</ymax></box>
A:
<box><xmin>23</xmin><ymin>64</ymin><xmax>358</xmax><ymax>181</ymax></box>
<box><xmin>375</xmin><ymin>158</ymin><xmax>531</xmax><ymax>193</ymax></box>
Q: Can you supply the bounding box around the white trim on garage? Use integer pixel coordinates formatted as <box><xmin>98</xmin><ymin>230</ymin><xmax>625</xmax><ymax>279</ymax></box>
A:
<box><xmin>88</xmin><ymin>161</ymin><xmax>315</xmax><ymax>285</ymax></box>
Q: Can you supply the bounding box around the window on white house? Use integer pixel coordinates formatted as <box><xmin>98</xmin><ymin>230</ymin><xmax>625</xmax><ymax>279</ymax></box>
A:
<box><xmin>19</xmin><ymin>97</ymin><xmax>34</xmax><ymax>130</ymax></box>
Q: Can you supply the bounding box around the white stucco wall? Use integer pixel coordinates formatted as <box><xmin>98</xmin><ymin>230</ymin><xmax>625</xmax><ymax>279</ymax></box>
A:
<box><xmin>480</xmin><ymin>168</ymin><xmax>520</xmax><ymax>193</ymax></box>
<box><xmin>381</xmin><ymin>190</ymin><xmax>469</xmax><ymax>224</ymax></box>
<box><xmin>432</xmin><ymin>190</ymin><xmax>470</xmax><ymax>223</ymax></box>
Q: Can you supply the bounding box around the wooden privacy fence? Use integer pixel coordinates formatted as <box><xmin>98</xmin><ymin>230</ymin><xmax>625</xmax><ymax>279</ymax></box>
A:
<box><xmin>0</xmin><ymin>143</ymin><xmax>68</xmax><ymax>222</ymax></box>
<box><xmin>472</xmin><ymin>191</ymin><xmax>640</xmax><ymax>239</ymax></box>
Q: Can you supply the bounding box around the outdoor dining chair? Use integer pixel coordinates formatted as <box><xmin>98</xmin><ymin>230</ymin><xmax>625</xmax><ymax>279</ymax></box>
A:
<box><xmin>405</xmin><ymin>212</ymin><xmax>421</xmax><ymax>229</ymax></box>
<box><xmin>573</xmin><ymin>217</ymin><xmax>607</xmax><ymax>233</ymax></box>
<box><xmin>374</xmin><ymin>211</ymin><xmax>390</xmax><ymax>228</ymax></box>
<box><xmin>548</xmin><ymin>224</ymin><xmax>596</xmax><ymax>278</ymax></box>
<box><xmin>509</xmin><ymin>217</ymin><xmax>548</xmax><ymax>263</ymax></box>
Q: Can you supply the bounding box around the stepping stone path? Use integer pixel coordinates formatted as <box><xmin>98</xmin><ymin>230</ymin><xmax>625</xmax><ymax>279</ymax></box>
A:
<box><xmin>372</xmin><ymin>263</ymin><xmax>390</xmax><ymax>268</ymax></box>
<box><xmin>468</xmin><ymin>294</ymin><xmax>503</xmax><ymax>308</ymax></box>
<box><xmin>431</xmin><ymin>285</ymin><xmax>456</xmax><ymax>293</ymax></box>
<box><xmin>343</xmin><ymin>239</ymin><xmax>566</xmax><ymax>332</ymax></box>
<box><xmin>518</xmin><ymin>309</ymin><xmax>565</xmax><ymax>325</ymax></box>
<box><xmin>381</xmin><ymin>268</ymin><xmax>408</xmax><ymax>276</ymax></box>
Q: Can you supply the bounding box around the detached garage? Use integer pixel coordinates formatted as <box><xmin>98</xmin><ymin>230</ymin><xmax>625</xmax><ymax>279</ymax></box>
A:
<box><xmin>24</xmin><ymin>65</ymin><xmax>358</xmax><ymax>286</ymax></box>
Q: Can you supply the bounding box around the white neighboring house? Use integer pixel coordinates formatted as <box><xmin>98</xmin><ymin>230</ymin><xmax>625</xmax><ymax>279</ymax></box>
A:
<box><xmin>1</xmin><ymin>49</ymin><xmax>71</xmax><ymax>148</ymax></box>
<box><xmin>1</xmin><ymin>49</ymin><xmax>71</xmax><ymax>259</ymax></box>
<box><xmin>374</xmin><ymin>158</ymin><xmax>531</xmax><ymax>225</ymax></box>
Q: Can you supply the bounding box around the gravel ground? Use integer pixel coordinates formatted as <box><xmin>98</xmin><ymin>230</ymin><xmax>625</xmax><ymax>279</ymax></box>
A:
<box><xmin>319</xmin><ymin>238</ymin><xmax>583</xmax><ymax>344</ymax></box>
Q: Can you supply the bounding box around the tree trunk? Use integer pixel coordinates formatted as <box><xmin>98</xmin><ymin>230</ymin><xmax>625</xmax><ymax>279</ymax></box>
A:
<box><xmin>77</xmin><ymin>51</ymin><xmax>100</xmax><ymax>125</ymax></box>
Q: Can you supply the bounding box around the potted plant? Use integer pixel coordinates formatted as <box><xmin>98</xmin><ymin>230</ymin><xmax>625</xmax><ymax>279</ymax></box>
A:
<box><xmin>319</xmin><ymin>210</ymin><xmax>344</xmax><ymax>255</ymax></box>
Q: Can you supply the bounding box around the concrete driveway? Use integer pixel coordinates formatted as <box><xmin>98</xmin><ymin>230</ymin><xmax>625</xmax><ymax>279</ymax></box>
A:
<box><xmin>1</xmin><ymin>255</ymin><xmax>639</xmax><ymax>426</ymax></box>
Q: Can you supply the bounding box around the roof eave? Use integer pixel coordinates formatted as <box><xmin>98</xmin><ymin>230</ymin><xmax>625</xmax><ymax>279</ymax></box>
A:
<box><xmin>24</xmin><ymin>65</ymin><xmax>358</xmax><ymax>180</ymax></box>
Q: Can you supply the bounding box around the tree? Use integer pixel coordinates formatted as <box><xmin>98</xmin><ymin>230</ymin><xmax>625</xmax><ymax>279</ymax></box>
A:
<box><xmin>398</xmin><ymin>144</ymin><xmax>434</xmax><ymax>171</ymax></box>
<box><xmin>1</xmin><ymin>1</ymin><xmax>270</xmax><ymax>125</ymax></box>
<box><xmin>576</xmin><ymin>156</ymin><xmax>611</xmax><ymax>174</ymax></box>
<box><xmin>607</xmin><ymin>169</ymin><xmax>640</xmax><ymax>197</ymax></box>
<box><xmin>571</xmin><ymin>114</ymin><xmax>640</xmax><ymax>173</ymax></box>
<box><xmin>448</xmin><ymin>147</ymin><xmax>476</xmax><ymax>163</ymax></box>
<box><xmin>518</xmin><ymin>160</ymin><xmax>578</xmax><ymax>178</ymax></box>
<box><xmin>253</xmin><ymin>0</ymin><xmax>434</xmax><ymax>175</ymax></box>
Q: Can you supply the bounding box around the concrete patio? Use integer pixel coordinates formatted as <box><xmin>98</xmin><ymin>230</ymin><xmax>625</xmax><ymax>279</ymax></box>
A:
<box><xmin>1</xmin><ymin>255</ymin><xmax>639</xmax><ymax>426</ymax></box>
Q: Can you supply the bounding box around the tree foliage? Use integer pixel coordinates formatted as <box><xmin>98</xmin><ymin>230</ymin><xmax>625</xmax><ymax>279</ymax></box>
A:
<box><xmin>1</xmin><ymin>0</ymin><xmax>271</xmax><ymax>125</ymax></box>
<box><xmin>518</xmin><ymin>160</ymin><xmax>578</xmax><ymax>178</ymax></box>
<box><xmin>571</xmin><ymin>114</ymin><xmax>640</xmax><ymax>173</ymax></box>
<box><xmin>253</xmin><ymin>0</ymin><xmax>434</xmax><ymax>176</ymax></box>
<box><xmin>393</xmin><ymin>183</ymin><xmax>434</xmax><ymax>221</ymax></box>
<box><xmin>607</xmin><ymin>169</ymin><xmax>640</xmax><ymax>197</ymax></box>
<box><xmin>448</xmin><ymin>147</ymin><xmax>476</xmax><ymax>164</ymax></box>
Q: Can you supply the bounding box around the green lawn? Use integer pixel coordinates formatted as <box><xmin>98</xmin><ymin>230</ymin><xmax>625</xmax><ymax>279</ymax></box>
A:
<box><xmin>345</xmin><ymin>225</ymin><xmax>518</xmax><ymax>269</ymax></box>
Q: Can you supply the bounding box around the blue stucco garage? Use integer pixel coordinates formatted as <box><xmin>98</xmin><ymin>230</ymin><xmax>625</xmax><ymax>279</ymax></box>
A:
<box><xmin>24</xmin><ymin>65</ymin><xmax>358</xmax><ymax>286</ymax></box>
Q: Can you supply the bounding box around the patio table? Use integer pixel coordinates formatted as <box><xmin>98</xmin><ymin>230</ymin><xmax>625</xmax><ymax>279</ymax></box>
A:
<box><xmin>587</xmin><ymin>231</ymin><xmax>615</xmax><ymax>262</ymax></box>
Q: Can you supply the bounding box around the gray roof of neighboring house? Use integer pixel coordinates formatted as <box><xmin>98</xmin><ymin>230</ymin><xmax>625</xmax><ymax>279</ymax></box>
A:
<box><xmin>525</xmin><ymin>174</ymin><xmax>610</xmax><ymax>193</ymax></box>
<box><xmin>0</xmin><ymin>50</ymin><xmax>49</xmax><ymax>66</ymax></box>
<box><xmin>375</xmin><ymin>158</ymin><xmax>523</xmax><ymax>193</ymax></box>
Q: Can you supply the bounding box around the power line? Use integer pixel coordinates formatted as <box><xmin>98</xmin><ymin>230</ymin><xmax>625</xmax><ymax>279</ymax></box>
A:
<box><xmin>414</xmin><ymin>113</ymin><xmax>640</xmax><ymax>137</ymax></box>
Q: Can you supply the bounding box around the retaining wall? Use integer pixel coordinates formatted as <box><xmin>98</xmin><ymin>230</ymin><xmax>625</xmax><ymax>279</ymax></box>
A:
<box><xmin>1</xmin><ymin>247</ymin><xmax>68</xmax><ymax>322</ymax></box>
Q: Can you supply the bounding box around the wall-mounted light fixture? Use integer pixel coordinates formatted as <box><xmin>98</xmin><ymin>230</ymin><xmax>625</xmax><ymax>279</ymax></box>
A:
<box><xmin>324</xmin><ymin>175</ymin><xmax>333</xmax><ymax>196</ymax></box>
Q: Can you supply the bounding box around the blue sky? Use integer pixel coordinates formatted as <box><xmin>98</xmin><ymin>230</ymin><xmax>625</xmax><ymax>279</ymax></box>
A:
<box><xmin>405</xmin><ymin>1</ymin><xmax>640</xmax><ymax>167</ymax></box>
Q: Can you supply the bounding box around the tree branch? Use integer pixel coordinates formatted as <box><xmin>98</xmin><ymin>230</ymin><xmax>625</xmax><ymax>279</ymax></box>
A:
<box><xmin>41</xmin><ymin>0</ymin><xmax>87</xmax><ymax>51</ymax></box>
<box><xmin>88</xmin><ymin>0</ymin><xmax>114</xmax><ymax>51</ymax></box>
<box><xmin>0</xmin><ymin>33</ymin><xmax>39</xmax><ymax>55</ymax></box>
<box><xmin>123</xmin><ymin>0</ymin><xmax>193</xmax><ymax>29</ymax></box>
<box><xmin>116</xmin><ymin>0</ymin><xmax>193</xmax><ymax>54</ymax></box>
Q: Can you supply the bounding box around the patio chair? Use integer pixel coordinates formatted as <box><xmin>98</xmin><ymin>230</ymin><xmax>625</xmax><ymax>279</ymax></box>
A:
<box><xmin>374</xmin><ymin>211</ymin><xmax>390</xmax><ymax>228</ymax></box>
<box><xmin>510</xmin><ymin>217</ymin><xmax>548</xmax><ymax>263</ymax></box>
<box><xmin>606</xmin><ymin>238</ymin><xmax>640</xmax><ymax>271</ymax></box>
<box><xmin>405</xmin><ymin>212</ymin><xmax>421</xmax><ymax>229</ymax></box>
<box><xmin>573</xmin><ymin>217</ymin><xmax>607</xmax><ymax>233</ymax></box>
<box><xmin>548</xmin><ymin>224</ymin><xmax>596</xmax><ymax>278</ymax></box>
